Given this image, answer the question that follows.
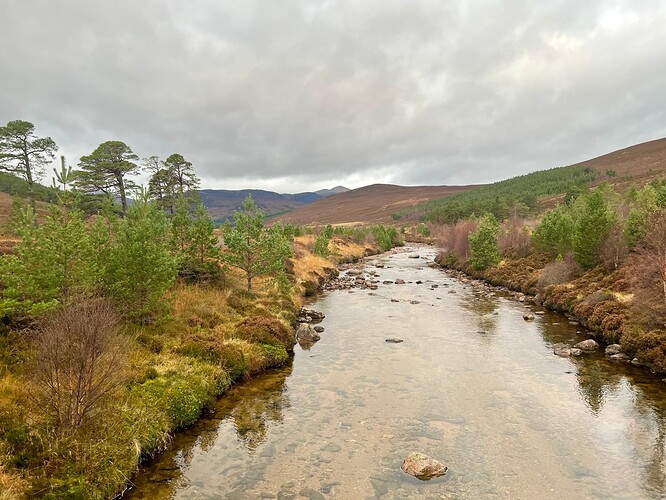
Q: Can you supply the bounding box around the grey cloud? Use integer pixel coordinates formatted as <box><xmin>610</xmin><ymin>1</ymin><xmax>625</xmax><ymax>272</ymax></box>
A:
<box><xmin>1</xmin><ymin>0</ymin><xmax>665</xmax><ymax>193</ymax></box>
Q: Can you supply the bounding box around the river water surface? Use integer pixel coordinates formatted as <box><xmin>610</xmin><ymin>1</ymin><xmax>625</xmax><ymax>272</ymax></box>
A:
<box><xmin>128</xmin><ymin>246</ymin><xmax>666</xmax><ymax>499</ymax></box>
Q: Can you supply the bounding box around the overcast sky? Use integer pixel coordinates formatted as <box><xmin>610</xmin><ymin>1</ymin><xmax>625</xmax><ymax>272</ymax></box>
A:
<box><xmin>1</xmin><ymin>1</ymin><xmax>665</xmax><ymax>193</ymax></box>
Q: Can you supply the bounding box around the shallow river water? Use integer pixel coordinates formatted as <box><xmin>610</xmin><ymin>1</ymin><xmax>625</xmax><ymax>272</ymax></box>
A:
<box><xmin>127</xmin><ymin>246</ymin><xmax>666</xmax><ymax>499</ymax></box>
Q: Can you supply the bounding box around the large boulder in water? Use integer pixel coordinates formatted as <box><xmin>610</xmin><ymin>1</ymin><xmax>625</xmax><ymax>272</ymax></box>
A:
<box><xmin>575</xmin><ymin>339</ymin><xmax>599</xmax><ymax>351</ymax></box>
<box><xmin>296</xmin><ymin>323</ymin><xmax>321</xmax><ymax>349</ymax></box>
<box><xmin>605</xmin><ymin>344</ymin><xmax>622</xmax><ymax>355</ymax></box>
<box><xmin>401</xmin><ymin>452</ymin><xmax>448</xmax><ymax>480</ymax></box>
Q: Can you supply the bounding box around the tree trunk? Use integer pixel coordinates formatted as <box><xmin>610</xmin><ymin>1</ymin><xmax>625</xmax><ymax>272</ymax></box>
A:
<box><xmin>247</xmin><ymin>274</ymin><xmax>252</xmax><ymax>291</ymax></box>
<box><xmin>118</xmin><ymin>175</ymin><xmax>127</xmax><ymax>215</ymax></box>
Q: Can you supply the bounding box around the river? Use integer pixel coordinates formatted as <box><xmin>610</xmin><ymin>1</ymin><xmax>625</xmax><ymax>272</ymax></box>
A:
<box><xmin>127</xmin><ymin>246</ymin><xmax>666</xmax><ymax>499</ymax></box>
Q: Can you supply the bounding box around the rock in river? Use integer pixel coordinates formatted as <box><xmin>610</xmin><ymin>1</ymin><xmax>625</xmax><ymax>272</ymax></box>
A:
<box><xmin>605</xmin><ymin>344</ymin><xmax>622</xmax><ymax>355</ymax></box>
<box><xmin>523</xmin><ymin>312</ymin><xmax>535</xmax><ymax>321</ymax></box>
<box><xmin>296</xmin><ymin>324</ymin><xmax>320</xmax><ymax>348</ymax></box>
<box><xmin>313</xmin><ymin>326</ymin><xmax>325</xmax><ymax>333</ymax></box>
<box><xmin>401</xmin><ymin>452</ymin><xmax>448</xmax><ymax>480</ymax></box>
<box><xmin>553</xmin><ymin>343</ymin><xmax>582</xmax><ymax>357</ymax></box>
<box><xmin>386</xmin><ymin>338</ymin><xmax>404</xmax><ymax>343</ymax></box>
<box><xmin>575</xmin><ymin>339</ymin><xmax>599</xmax><ymax>351</ymax></box>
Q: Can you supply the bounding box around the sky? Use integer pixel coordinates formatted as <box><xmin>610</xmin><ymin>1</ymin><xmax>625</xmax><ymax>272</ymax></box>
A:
<box><xmin>1</xmin><ymin>1</ymin><xmax>665</xmax><ymax>194</ymax></box>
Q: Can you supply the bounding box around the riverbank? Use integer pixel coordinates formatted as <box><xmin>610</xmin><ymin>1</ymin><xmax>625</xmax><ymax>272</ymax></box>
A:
<box><xmin>0</xmin><ymin>233</ymin><xmax>381</xmax><ymax>499</ymax></box>
<box><xmin>432</xmin><ymin>250</ymin><xmax>666</xmax><ymax>372</ymax></box>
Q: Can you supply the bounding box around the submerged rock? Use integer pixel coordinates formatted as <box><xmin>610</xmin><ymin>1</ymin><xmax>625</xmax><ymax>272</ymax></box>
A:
<box><xmin>401</xmin><ymin>452</ymin><xmax>448</xmax><ymax>480</ymax></box>
<box><xmin>575</xmin><ymin>339</ymin><xmax>599</xmax><ymax>351</ymax></box>
<box><xmin>386</xmin><ymin>338</ymin><xmax>404</xmax><ymax>343</ymax></box>
<box><xmin>611</xmin><ymin>353</ymin><xmax>631</xmax><ymax>361</ymax></box>
<box><xmin>553</xmin><ymin>343</ymin><xmax>582</xmax><ymax>357</ymax></box>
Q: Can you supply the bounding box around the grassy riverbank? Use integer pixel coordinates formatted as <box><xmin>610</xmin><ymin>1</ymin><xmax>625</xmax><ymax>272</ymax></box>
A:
<box><xmin>0</xmin><ymin>230</ymin><xmax>379</xmax><ymax>499</ymax></box>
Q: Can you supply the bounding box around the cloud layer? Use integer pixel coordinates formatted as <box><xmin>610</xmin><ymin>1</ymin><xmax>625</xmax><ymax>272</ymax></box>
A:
<box><xmin>2</xmin><ymin>0</ymin><xmax>665</xmax><ymax>192</ymax></box>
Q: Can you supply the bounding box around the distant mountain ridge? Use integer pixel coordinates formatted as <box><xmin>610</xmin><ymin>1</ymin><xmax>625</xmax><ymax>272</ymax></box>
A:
<box><xmin>199</xmin><ymin>186</ymin><xmax>349</xmax><ymax>223</ymax></box>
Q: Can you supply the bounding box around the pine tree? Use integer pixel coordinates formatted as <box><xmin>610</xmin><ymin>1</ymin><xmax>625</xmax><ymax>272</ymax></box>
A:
<box><xmin>572</xmin><ymin>188</ymin><xmax>615</xmax><ymax>268</ymax></box>
<box><xmin>532</xmin><ymin>205</ymin><xmax>574</xmax><ymax>256</ymax></box>
<box><xmin>222</xmin><ymin>195</ymin><xmax>291</xmax><ymax>290</ymax></box>
<box><xmin>99</xmin><ymin>198</ymin><xmax>177</xmax><ymax>320</ymax></box>
<box><xmin>0</xmin><ymin>120</ymin><xmax>58</xmax><ymax>209</ymax></box>
<box><xmin>75</xmin><ymin>141</ymin><xmax>139</xmax><ymax>215</ymax></box>
<box><xmin>468</xmin><ymin>214</ymin><xmax>501</xmax><ymax>270</ymax></box>
<box><xmin>0</xmin><ymin>206</ymin><xmax>98</xmax><ymax>317</ymax></box>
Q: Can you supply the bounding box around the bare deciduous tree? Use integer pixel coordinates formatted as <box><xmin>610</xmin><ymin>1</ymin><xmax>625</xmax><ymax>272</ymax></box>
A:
<box><xmin>29</xmin><ymin>300</ymin><xmax>128</xmax><ymax>435</ymax></box>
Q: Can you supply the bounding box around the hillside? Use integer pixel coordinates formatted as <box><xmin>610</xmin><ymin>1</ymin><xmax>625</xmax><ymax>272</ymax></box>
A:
<box><xmin>558</xmin><ymin>137</ymin><xmax>666</xmax><ymax>189</ymax></box>
<box><xmin>199</xmin><ymin>187</ymin><xmax>348</xmax><ymax>223</ymax></box>
<box><xmin>272</xmin><ymin>184</ymin><xmax>473</xmax><ymax>226</ymax></box>
<box><xmin>421</xmin><ymin>137</ymin><xmax>666</xmax><ymax>224</ymax></box>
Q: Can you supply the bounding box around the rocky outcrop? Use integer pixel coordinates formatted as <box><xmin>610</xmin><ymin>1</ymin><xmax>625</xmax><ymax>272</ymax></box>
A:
<box><xmin>401</xmin><ymin>452</ymin><xmax>448</xmax><ymax>480</ymax></box>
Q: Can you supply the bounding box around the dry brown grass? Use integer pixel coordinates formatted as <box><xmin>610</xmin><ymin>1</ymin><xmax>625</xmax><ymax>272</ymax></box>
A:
<box><xmin>0</xmin><ymin>464</ymin><xmax>29</xmax><ymax>500</ymax></box>
<box><xmin>330</xmin><ymin>237</ymin><xmax>371</xmax><ymax>263</ymax></box>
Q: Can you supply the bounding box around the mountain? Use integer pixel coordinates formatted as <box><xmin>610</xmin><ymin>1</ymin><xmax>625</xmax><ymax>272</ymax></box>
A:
<box><xmin>314</xmin><ymin>186</ymin><xmax>350</xmax><ymax>197</ymax></box>
<box><xmin>272</xmin><ymin>184</ymin><xmax>474</xmax><ymax>226</ymax></box>
<box><xmin>199</xmin><ymin>186</ymin><xmax>349</xmax><ymax>223</ymax></box>
<box><xmin>272</xmin><ymin>137</ymin><xmax>666</xmax><ymax>226</ymax></box>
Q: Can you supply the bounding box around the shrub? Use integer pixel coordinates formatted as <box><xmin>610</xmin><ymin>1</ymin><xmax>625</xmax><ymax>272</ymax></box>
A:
<box><xmin>28</xmin><ymin>300</ymin><xmax>128</xmax><ymax>436</ymax></box>
<box><xmin>535</xmin><ymin>255</ymin><xmax>579</xmax><ymax>293</ymax></box>
<box><xmin>313</xmin><ymin>225</ymin><xmax>334</xmax><ymax>257</ymax></box>
<box><xmin>627</xmin><ymin>210</ymin><xmax>666</xmax><ymax>330</ymax></box>
<box><xmin>498</xmin><ymin>216</ymin><xmax>531</xmax><ymax>257</ymax></box>
<box><xmin>235</xmin><ymin>315</ymin><xmax>294</xmax><ymax>349</ymax></box>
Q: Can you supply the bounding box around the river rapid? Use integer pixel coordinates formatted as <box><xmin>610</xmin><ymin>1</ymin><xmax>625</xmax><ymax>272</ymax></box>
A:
<box><xmin>127</xmin><ymin>246</ymin><xmax>666</xmax><ymax>499</ymax></box>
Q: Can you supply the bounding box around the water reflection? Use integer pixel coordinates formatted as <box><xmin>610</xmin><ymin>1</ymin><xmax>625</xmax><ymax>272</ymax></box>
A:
<box><xmin>459</xmin><ymin>287</ymin><xmax>500</xmax><ymax>335</ymax></box>
<box><xmin>128</xmin><ymin>247</ymin><xmax>666</xmax><ymax>499</ymax></box>
<box><xmin>225</xmin><ymin>362</ymin><xmax>292</xmax><ymax>451</ymax></box>
<box><xmin>127</xmin><ymin>360</ymin><xmax>292</xmax><ymax>498</ymax></box>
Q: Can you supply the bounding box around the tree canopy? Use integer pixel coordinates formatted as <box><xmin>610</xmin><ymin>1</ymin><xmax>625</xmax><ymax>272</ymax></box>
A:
<box><xmin>75</xmin><ymin>141</ymin><xmax>140</xmax><ymax>214</ymax></box>
<box><xmin>0</xmin><ymin>119</ymin><xmax>58</xmax><ymax>207</ymax></box>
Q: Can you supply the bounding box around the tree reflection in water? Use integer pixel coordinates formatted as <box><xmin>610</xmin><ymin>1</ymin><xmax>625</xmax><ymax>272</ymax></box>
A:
<box><xmin>459</xmin><ymin>287</ymin><xmax>500</xmax><ymax>336</ymax></box>
<box><xmin>539</xmin><ymin>316</ymin><xmax>666</xmax><ymax>497</ymax></box>
<box><xmin>126</xmin><ymin>359</ymin><xmax>293</xmax><ymax>498</ymax></box>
